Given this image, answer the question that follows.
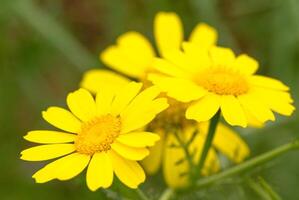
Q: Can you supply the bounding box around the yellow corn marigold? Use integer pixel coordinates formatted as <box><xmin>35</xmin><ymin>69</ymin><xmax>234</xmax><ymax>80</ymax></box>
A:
<box><xmin>149</xmin><ymin>43</ymin><xmax>295</xmax><ymax>127</ymax></box>
<box><xmin>20</xmin><ymin>82</ymin><xmax>168</xmax><ymax>191</ymax></box>
<box><xmin>79</xmin><ymin>11</ymin><xmax>251</xmax><ymax>188</ymax></box>
<box><xmin>81</xmin><ymin>11</ymin><xmax>217</xmax><ymax>92</ymax></box>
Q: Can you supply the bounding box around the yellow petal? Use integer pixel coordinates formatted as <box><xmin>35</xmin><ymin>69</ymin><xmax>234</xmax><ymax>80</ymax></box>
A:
<box><xmin>24</xmin><ymin>130</ymin><xmax>76</xmax><ymax>144</ymax></box>
<box><xmin>32</xmin><ymin>153</ymin><xmax>90</xmax><ymax>183</ymax></box>
<box><xmin>21</xmin><ymin>144</ymin><xmax>75</xmax><ymax>161</ymax></box>
<box><xmin>152</xmin><ymin>58</ymin><xmax>190</xmax><ymax>78</ymax></box>
<box><xmin>238</xmin><ymin>93</ymin><xmax>275</xmax><ymax>123</ymax></box>
<box><xmin>109</xmin><ymin>150</ymin><xmax>145</xmax><ymax>189</ymax></box>
<box><xmin>209</xmin><ymin>46</ymin><xmax>235</xmax><ymax>66</ymax></box>
<box><xmin>243</xmin><ymin>107</ymin><xmax>264</xmax><ymax>128</ymax></box>
<box><xmin>100</xmin><ymin>32</ymin><xmax>155</xmax><ymax>78</ymax></box>
<box><xmin>159</xmin><ymin>49</ymin><xmax>204</xmax><ymax>75</ymax></box>
<box><xmin>163</xmin><ymin>127</ymin><xmax>220</xmax><ymax>189</ymax></box>
<box><xmin>233</xmin><ymin>54</ymin><xmax>258</xmax><ymax>75</ymax></box>
<box><xmin>149</xmin><ymin>74</ymin><xmax>206</xmax><ymax>102</ymax></box>
<box><xmin>199</xmin><ymin>122</ymin><xmax>250</xmax><ymax>163</ymax></box>
<box><xmin>253</xmin><ymin>87</ymin><xmax>295</xmax><ymax>116</ymax></box>
<box><xmin>250</xmin><ymin>75</ymin><xmax>289</xmax><ymax>91</ymax></box>
<box><xmin>182</xmin><ymin>42</ymin><xmax>211</xmax><ymax>72</ymax></box>
<box><xmin>95</xmin><ymin>88</ymin><xmax>115</xmax><ymax>116</ymax></box>
<box><xmin>186</xmin><ymin>93</ymin><xmax>220</xmax><ymax>122</ymax></box>
<box><xmin>162</xmin><ymin>133</ymin><xmax>189</xmax><ymax>188</ymax></box>
<box><xmin>190</xmin><ymin>133</ymin><xmax>220</xmax><ymax>176</ymax></box>
<box><xmin>42</xmin><ymin>107</ymin><xmax>81</xmax><ymax>133</ymax></box>
<box><xmin>80</xmin><ymin>69</ymin><xmax>130</xmax><ymax>94</ymax></box>
<box><xmin>110</xmin><ymin>82</ymin><xmax>142</xmax><ymax>115</ymax></box>
<box><xmin>120</xmin><ymin>86</ymin><xmax>167</xmax><ymax>133</ymax></box>
<box><xmin>121</xmin><ymin>86</ymin><xmax>162</xmax><ymax>116</ymax></box>
<box><xmin>86</xmin><ymin>152</ymin><xmax>113</xmax><ymax>191</ymax></box>
<box><xmin>154</xmin><ymin>12</ymin><xmax>183</xmax><ymax>56</ymax></box>
<box><xmin>141</xmin><ymin>130</ymin><xmax>165</xmax><ymax>175</ymax></box>
<box><xmin>67</xmin><ymin>88</ymin><xmax>96</xmax><ymax>122</ymax></box>
<box><xmin>121</xmin><ymin>97</ymin><xmax>168</xmax><ymax>134</ymax></box>
<box><xmin>221</xmin><ymin>95</ymin><xmax>247</xmax><ymax>127</ymax></box>
<box><xmin>116</xmin><ymin>132</ymin><xmax>160</xmax><ymax>148</ymax></box>
<box><xmin>189</xmin><ymin>23</ymin><xmax>218</xmax><ymax>48</ymax></box>
<box><xmin>111</xmin><ymin>141</ymin><xmax>149</xmax><ymax>161</ymax></box>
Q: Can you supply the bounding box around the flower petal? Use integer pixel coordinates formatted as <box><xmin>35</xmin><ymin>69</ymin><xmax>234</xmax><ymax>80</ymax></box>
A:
<box><xmin>80</xmin><ymin>69</ymin><xmax>130</xmax><ymax>94</ymax></box>
<box><xmin>238</xmin><ymin>93</ymin><xmax>275</xmax><ymax>123</ymax></box>
<box><xmin>20</xmin><ymin>144</ymin><xmax>75</xmax><ymax>161</ymax></box>
<box><xmin>233</xmin><ymin>54</ymin><xmax>258</xmax><ymax>75</ymax></box>
<box><xmin>24</xmin><ymin>130</ymin><xmax>76</xmax><ymax>144</ymax></box>
<box><xmin>121</xmin><ymin>97</ymin><xmax>168</xmax><ymax>134</ymax></box>
<box><xmin>111</xmin><ymin>141</ymin><xmax>149</xmax><ymax>161</ymax></box>
<box><xmin>32</xmin><ymin>153</ymin><xmax>90</xmax><ymax>183</ymax></box>
<box><xmin>149</xmin><ymin>74</ymin><xmax>206</xmax><ymax>102</ymax></box>
<box><xmin>67</xmin><ymin>88</ymin><xmax>96</xmax><ymax>122</ymax></box>
<box><xmin>42</xmin><ymin>107</ymin><xmax>81</xmax><ymax>133</ymax></box>
<box><xmin>86</xmin><ymin>152</ymin><xmax>113</xmax><ymax>191</ymax></box>
<box><xmin>253</xmin><ymin>87</ymin><xmax>295</xmax><ymax>116</ymax></box>
<box><xmin>163</xmin><ymin>133</ymin><xmax>189</xmax><ymax>189</ymax></box>
<box><xmin>181</xmin><ymin>42</ymin><xmax>211</xmax><ymax>73</ymax></box>
<box><xmin>154</xmin><ymin>12</ymin><xmax>183</xmax><ymax>56</ymax></box>
<box><xmin>141</xmin><ymin>130</ymin><xmax>165</xmax><ymax>175</ymax></box>
<box><xmin>109</xmin><ymin>150</ymin><xmax>145</xmax><ymax>189</ymax></box>
<box><xmin>199</xmin><ymin>123</ymin><xmax>250</xmax><ymax>163</ymax></box>
<box><xmin>100</xmin><ymin>32</ymin><xmax>155</xmax><ymax>78</ymax></box>
<box><xmin>209</xmin><ymin>46</ymin><xmax>235</xmax><ymax>66</ymax></box>
<box><xmin>250</xmin><ymin>75</ymin><xmax>289</xmax><ymax>91</ymax></box>
<box><xmin>189</xmin><ymin>23</ymin><xmax>218</xmax><ymax>48</ymax></box>
<box><xmin>221</xmin><ymin>95</ymin><xmax>247</xmax><ymax>127</ymax></box>
<box><xmin>152</xmin><ymin>58</ymin><xmax>190</xmax><ymax>78</ymax></box>
<box><xmin>110</xmin><ymin>82</ymin><xmax>142</xmax><ymax>115</ymax></box>
<box><xmin>116</xmin><ymin>132</ymin><xmax>160</xmax><ymax>148</ymax></box>
<box><xmin>95</xmin><ymin>88</ymin><xmax>115</xmax><ymax>116</ymax></box>
<box><xmin>186</xmin><ymin>93</ymin><xmax>221</xmax><ymax>122</ymax></box>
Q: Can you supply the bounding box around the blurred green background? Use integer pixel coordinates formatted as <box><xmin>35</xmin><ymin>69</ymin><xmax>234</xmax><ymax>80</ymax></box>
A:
<box><xmin>0</xmin><ymin>0</ymin><xmax>298</xmax><ymax>199</ymax></box>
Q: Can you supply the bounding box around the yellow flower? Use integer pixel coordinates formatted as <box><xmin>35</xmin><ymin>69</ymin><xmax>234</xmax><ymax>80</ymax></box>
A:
<box><xmin>20</xmin><ymin>82</ymin><xmax>168</xmax><ymax>191</ymax></box>
<box><xmin>81</xmin><ymin>11</ymin><xmax>217</xmax><ymax>92</ymax></box>
<box><xmin>149</xmin><ymin>43</ymin><xmax>295</xmax><ymax>127</ymax></box>
<box><xmin>79</xmin><ymin>12</ymin><xmax>251</xmax><ymax>188</ymax></box>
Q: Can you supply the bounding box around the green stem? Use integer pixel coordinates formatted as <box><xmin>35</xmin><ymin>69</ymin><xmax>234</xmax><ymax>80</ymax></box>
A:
<box><xmin>173</xmin><ymin>130</ymin><xmax>194</xmax><ymax>177</ymax></box>
<box><xmin>136</xmin><ymin>189</ymin><xmax>150</xmax><ymax>200</ymax></box>
<box><xmin>196</xmin><ymin>111</ymin><xmax>221</xmax><ymax>175</ymax></box>
<box><xmin>195</xmin><ymin>140</ymin><xmax>299</xmax><ymax>189</ymax></box>
<box><xmin>258</xmin><ymin>177</ymin><xmax>282</xmax><ymax>200</ymax></box>
<box><xmin>246</xmin><ymin>178</ymin><xmax>272</xmax><ymax>200</ymax></box>
<box><xmin>159</xmin><ymin>188</ymin><xmax>174</xmax><ymax>200</ymax></box>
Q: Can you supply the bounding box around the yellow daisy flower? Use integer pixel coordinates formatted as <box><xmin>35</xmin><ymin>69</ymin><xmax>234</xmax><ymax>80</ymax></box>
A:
<box><xmin>79</xmin><ymin>11</ymin><xmax>250</xmax><ymax>188</ymax></box>
<box><xmin>20</xmin><ymin>82</ymin><xmax>168</xmax><ymax>191</ymax></box>
<box><xmin>149</xmin><ymin>43</ymin><xmax>295</xmax><ymax>127</ymax></box>
<box><xmin>81</xmin><ymin>11</ymin><xmax>217</xmax><ymax>92</ymax></box>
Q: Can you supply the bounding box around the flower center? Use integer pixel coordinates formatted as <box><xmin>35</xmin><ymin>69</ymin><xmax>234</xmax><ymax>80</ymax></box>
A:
<box><xmin>195</xmin><ymin>67</ymin><xmax>249</xmax><ymax>96</ymax></box>
<box><xmin>75</xmin><ymin>114</ymin><xmax>121</xmax><ymax>155</ymax></box>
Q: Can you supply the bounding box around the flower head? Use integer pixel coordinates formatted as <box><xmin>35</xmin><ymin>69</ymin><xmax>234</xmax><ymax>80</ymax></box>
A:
<box><xmin>80</xmin><ymin>12</ymin><xmax>217</xmax><ymax>92</ymax></box>
<box><xmin>21</xmin><ymin>82</ymin><xmax>168</xmax><ymax>191</ymax></box>
<box><xmin>149</xmin><ymin>43</ymin><xmax>295</xmax><ymax>127</ymax></box>
<box><xmin>79</xmin><ymin>12</ymin><xmax>251</xmax><ymax>188</ymax></box>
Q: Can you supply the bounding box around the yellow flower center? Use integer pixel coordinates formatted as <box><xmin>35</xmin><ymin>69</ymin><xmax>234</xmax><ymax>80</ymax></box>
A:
<box><xmin>195</xmin><ymin>67</ymin><xmax>249</xmax><ymax>96</ymax></box>
<box><xmin>75</xmin><ymin>114</ymin><xmax>121</xmax><ymax>155</ymax></box>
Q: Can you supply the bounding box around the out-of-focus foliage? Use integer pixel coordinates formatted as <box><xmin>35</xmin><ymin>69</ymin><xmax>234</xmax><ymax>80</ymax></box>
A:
<box><xmin>0</xmin><ymin>0</ymin><xmax>298</xmax><ymax>199</ymax></box>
